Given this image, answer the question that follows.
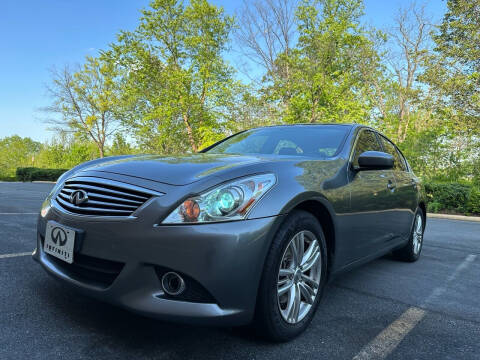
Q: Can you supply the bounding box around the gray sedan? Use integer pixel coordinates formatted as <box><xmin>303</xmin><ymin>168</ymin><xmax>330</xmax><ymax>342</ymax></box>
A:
<box><xmin>34</xmin><ymin>124</ymin><xmax>426</xmax><ymax>341</ymax></box>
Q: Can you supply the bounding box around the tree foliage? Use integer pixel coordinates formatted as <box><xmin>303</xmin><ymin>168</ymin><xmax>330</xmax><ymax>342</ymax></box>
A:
<box><xmin>0</xmin><ymin>136</ymin><xmax>40</xmax><ymax>177</ymax></box>
<box><xmin>423</xmin><ymin>0</ymin><xmax>480</xmax><ymax>133</ymax></box>
<box><xmin>15</xmin><ymin>0</ymin><xmax>475</xmax><ymax>186</ymax></box>
<box><xmin>282</xmin><ymin>0</ymin><xmax>375</xmax><ymax>124</ymax></box>
<box><xmin>42</xmin><ymin>57</ymin><xmax>124</xmax><ymax>158</ymax></box>
<box><xmin>104</xmin><ymin>0</ymin><xmax>240</xmax><ymax>153</ymax></box>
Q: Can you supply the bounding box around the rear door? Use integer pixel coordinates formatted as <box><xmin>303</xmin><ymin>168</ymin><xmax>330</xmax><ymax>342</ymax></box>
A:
<box><xmin>379</xmin><ymin>136</ymin><xmax>417</xmax><ymax>239</ymax></box>
<box><xmin>344</xmin><ymin>129</ymin><xmax>398</xmax><ymax>263</ymax></box>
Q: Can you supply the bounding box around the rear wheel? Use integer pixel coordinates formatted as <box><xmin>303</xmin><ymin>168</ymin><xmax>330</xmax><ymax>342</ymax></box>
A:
<box><xmin>393</xmin><ymin>208</ymin><xmax>425</xmax><ymax>262</ymax></box>
<box><xmin>254</xmin><ymin>210</ymin><xmax>327</xmax><ymax>341</ymax></box>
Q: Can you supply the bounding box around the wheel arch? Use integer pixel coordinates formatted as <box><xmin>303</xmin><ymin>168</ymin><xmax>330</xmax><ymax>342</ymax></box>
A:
<box><xmin>283</xmin><ymin>195</ymin><xmax>337</xmax><ymax>276</ymax></box>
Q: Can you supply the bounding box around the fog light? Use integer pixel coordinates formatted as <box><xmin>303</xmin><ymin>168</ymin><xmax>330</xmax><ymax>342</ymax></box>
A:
<box><xmin>161</xmin><ymin>272</ymin><xmax>186</xmax><ymax>296</ymax></box>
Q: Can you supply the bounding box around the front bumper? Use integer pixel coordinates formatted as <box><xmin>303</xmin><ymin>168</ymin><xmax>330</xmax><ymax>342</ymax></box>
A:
<box><xmin>34</xmin><ymin>204</ymin><xmax>281</xmax><ymax>326</ymax></box>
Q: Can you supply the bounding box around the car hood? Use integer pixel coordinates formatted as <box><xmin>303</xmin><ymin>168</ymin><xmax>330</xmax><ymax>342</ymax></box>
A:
<box><xmin>78</xmin><ymin>153</ymin><xmax>271</xmax><ymax>186</ymax></box>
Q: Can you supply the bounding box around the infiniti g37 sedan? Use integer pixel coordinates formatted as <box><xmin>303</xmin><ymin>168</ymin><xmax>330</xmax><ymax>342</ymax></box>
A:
<box><xmin>34</xmin><ymin>124</ymin><xmax>426</xmax><ymax>341</ymax></box>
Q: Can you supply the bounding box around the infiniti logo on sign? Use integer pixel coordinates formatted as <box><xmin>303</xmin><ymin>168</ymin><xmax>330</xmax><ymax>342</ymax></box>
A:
<box><xmin>51</xmin><ymin>227</ymin><xmax>67</xmax><ymax>246</ymax></box>
<box><xmin>69</xmin><ymin>190</ymin><xmax>89</xmax><ymax>206</ymax></box>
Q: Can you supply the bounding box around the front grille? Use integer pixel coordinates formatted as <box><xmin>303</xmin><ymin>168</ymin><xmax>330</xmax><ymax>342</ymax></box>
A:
<box><xmin>55</xmin><ymin>177</ymin><xmax>160</xmax><ymax>216</ymax></box>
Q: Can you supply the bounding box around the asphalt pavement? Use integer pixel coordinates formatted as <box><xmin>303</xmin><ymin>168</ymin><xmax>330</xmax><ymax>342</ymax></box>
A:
<box><xmin>0</xmin><ymin>182</ymin><xmax>479</xmax><ymax>360</ymax></box>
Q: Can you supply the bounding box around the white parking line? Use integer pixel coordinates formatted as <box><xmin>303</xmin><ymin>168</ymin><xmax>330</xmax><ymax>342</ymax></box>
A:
<box><xmin>0</xmin><ymin>252</ymin><xmax>32</xmax><ymax>259</ymax></box>
<box><xmin>353</xmin><ymin>307</ymin><xmax>426</xmax><ymax>360</ymax></box>
<box><xmin>352</xmin><ymin>254</ymin><xmax>477</xmax><ymax>360</ymax></box>
<box><xmin>423</xmin><ymin>254</ymin><xmax>477</xmax><ymax>304</ymax></box>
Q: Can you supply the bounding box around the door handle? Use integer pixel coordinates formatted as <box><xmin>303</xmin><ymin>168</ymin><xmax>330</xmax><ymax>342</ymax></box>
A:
<box><xmin>387</xmin><ymin>180</ymin><xmax>396</xmax><ymax>190</ymax></box>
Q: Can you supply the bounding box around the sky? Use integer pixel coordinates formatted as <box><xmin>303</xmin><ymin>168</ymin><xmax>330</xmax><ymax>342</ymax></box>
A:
<box><xmin>0</xmin><ymin>0</ymin><xmax>447</xmax><ymax>143</ymax></box>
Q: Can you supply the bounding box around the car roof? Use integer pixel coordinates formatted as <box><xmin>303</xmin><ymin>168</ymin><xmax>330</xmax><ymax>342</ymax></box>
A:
<box><xmin>248</xmin><ymin>123</ymin><xmax>359</xmax><ymax>131</ymax></box>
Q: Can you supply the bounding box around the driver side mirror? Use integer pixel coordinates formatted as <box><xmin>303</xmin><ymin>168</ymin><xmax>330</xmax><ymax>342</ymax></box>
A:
<box><xmin>356</xmin><ymin>151</ymin><xmax>394</xmax><ymax>171</ymax></box>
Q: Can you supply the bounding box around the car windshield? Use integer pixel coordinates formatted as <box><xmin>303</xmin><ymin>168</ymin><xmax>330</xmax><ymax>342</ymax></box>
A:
<box><xmin>205</xmin><ymin>125</ymin><xmax>350</xmax><ymax>158</ymax></box>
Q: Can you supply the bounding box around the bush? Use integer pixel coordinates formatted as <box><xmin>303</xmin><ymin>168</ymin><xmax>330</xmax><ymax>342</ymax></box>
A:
<box><xmin>0</xmin><ymin>176</ymin><xmax>17</xmax><ymax>182</ymax></box>
<box><xmin>16</xmin><ymin>167</ymin><xmax>68</xmax><ymax>182</ymax></box>
<box><xmin>424</xmin><ymin>181</ymin><xmax>480</xmax><ymax>215</ymax></box>
<box><xmin>466</xmin><ymin>187</ymin><xmax>480</xmax><ymax>214</ymax></box>
<box><xmin>427</xmin><ymin>201</ymin><xmax>442</xmax><ymax>213</ymax></box>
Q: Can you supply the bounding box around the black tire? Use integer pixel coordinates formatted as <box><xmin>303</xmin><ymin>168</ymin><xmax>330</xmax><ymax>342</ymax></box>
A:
<box><xmin>393</xmin><ymin>207</ymin><xmax>425</xmax><ymax>262</ymax></box>
<box><xmin>254</xmin><ymin>210</ymin><xmax>328</xmax><ymax>342</ymax></box>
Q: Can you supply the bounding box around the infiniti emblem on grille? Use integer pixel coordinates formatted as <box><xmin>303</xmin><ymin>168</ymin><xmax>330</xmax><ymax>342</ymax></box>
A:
<box><xmin>70</xmin><ymin>190</ymin><xmax>89</xmax><ymax>205</ymax></box>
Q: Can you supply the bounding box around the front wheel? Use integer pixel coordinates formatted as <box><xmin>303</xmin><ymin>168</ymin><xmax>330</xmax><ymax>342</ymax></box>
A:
<box><xmin>393</xmin><ymin>208</ymin><xmax>425</xmax><ymax>262</ymax></box>
<box><xmin>254</xmin><ymin>210</ymin><xmax>327</xmax><ymax>342</ymax></box>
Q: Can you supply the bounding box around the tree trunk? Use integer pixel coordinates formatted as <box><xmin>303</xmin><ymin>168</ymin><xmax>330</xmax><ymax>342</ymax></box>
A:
<box><xmin>397</xmin><ymin>96</ymin><xmax>406</xmax><ymax>142</ymax></box>
<box><xmin>183</xmin><ymin>113</ymin><xmax>197</xmax><ymax>152</ymax></box>
<box><xmin>401</xmin><ymin>114</ymin><xmax>410</xmax><ymax>142</ymax></box>
<box><xmin>310</xmin><ymin>97</ymin><xmax>319</xmax><ymax>123</ymax></box>
<box><xmin>98</xmin><ymin>143</ymin><xmax>104</xmax><ymax>158</ymax></box>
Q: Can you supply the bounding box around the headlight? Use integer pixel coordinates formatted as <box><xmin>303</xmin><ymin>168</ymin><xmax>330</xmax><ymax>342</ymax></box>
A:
<box><xmin>40</xmin><ymin>170</ymin><xmax>72</xmax><ymax>217</ymax></box>
<box><xmin>162</xmin><ymin>174</ymin><xmax>276</xmax><ymax>224</ymax></box>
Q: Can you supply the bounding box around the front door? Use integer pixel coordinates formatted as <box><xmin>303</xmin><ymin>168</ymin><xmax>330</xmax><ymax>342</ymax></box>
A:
<box><xmin>343</xmin><ymin>129</ymin><xmax>398</xmax><ymax>264</ymax></box>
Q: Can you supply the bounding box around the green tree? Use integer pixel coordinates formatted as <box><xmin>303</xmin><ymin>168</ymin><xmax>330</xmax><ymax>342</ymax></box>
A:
<box><xmin>263</xmin><ymin>0</ymin><xmax>379</xmax><ymax>124</ymax></box>
<box><xmin>0</xmin><ymin>136</ymin><xmax>40</xmax><ymax>177</ymax></box>
<box><xmin>417</xmin><ymin>0</ymin><xmax>480</xmax><ymax>182</ymax></box>
<box><xmin>106</xmin><ymin>0</ymin><xmax>239</xmax><ymax>153</ymax></box>
<box><xmin>42</xmin><ymin>56</ymin><xmax>123</xmax><ymax>158</ymax></box>
<box><xmin>108</xmin><ymin>133</ymin><xmax>137</xmax><ymax>155</ymax></box>
<box><xmin>36</xmin><ymin>134</ymin><xmax>99</xmax><ymax>169</ymax></box>
<box><xmin>387</xmin><ymin>3</ymin><xmax>432</xmax><ymax>142</ymax></box>
<box><xmin>423</xmin><ymin>0</ymin><xmax>480</xmax><ymax>134</ymax></box>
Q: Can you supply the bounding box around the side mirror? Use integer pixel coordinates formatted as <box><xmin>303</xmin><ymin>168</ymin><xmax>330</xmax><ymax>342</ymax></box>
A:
<box><xmin>356</xmin><ymin>151</ymin><xmax>394</xmax><ymax>170</ymax></box>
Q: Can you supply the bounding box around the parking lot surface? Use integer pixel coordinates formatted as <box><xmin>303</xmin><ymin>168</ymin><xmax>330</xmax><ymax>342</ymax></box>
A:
<box><xmin>0</xmin><ymin>183</ymin><xmax>479</xmax><ymax>360</ymax></box>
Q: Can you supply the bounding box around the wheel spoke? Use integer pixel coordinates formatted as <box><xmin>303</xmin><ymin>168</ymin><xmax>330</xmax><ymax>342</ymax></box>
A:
<box><xmin>301</xmin><ymin>240</ymin><xmax>319</xmax><ymax>268</ymax></box>
<box><xmin>298</xmin><ymin>282</ymin><xmax>315</xmax><ymax>304</ymax></box>
<box><xmin>279</xmin><ymin>268</ymin><xmax>294</xmax><ymax>277</ymax></box>
<box><xmin>286</xmin><ymin>284</ymin><xmax>301</xmax><ymax>322</ymax></box>
<box><xmin>289</xmin><ymin>239</ymin><xmax>299</xmax><ymax>267</ymax></box>
<box><xmin>294</xmin><ymin>232</ymin><xmax>305</xmax><ymax>266</ymax></box>
<box><xmin>416</xmin><ymin>216</ymin><xmax>422</xmax><ymax>233</ymax></box>
<box><xmin>284</xmin><ymin>284</ymin><xmax>296</xmax><ymax>319</ymax></box>
<box><xmin>278</xmin><ymin>282</ymin><xmax>293</xmax><ymax>296</ymax></box>
<box><xmin>301</xmin><ymin>250</ymin><xmax>320</xmax><ymax>272</ymax></box>
<box><xmin>301</xmin><ymin>274</ymin><xmax>319</xmax><ymax>289</ymax></box>
<box><xmin>301</xmin><ymin>240</ymin><xmax>318</xmax><ymax>266</ymax></box>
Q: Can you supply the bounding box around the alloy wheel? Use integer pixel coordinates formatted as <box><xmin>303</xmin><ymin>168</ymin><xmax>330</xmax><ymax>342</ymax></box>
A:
<box><xmin>277</xmin><ymin>230</ymin><xmax>322</xmax><ymax>324</ymax></box>
<box><xmin>412</xmin><ymin>214</ymin><xmax>423</xmax><ymax>254</ymax></box>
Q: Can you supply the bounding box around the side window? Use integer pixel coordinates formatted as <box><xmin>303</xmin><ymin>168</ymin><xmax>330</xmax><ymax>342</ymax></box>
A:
<box><xmin>380</xmin><ymin>137</ymin><xmax>406</xmax><ymax>171</ymax></box>
<box><xmin>352</xmin><ymin>130</ymin><xmax>382</xmax><ymax>167</ymax></box>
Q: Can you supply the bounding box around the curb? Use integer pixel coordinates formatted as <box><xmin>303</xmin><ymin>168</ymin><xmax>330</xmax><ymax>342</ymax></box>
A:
<box><xmin>32</xmin><ymin>181</ymin><xmax>56</xmax><ymax>184</ymax></box>
<box><xmin>427</xmin><ymin>213</ymin><xmax>480</xmax><ymax>222</ymax></box>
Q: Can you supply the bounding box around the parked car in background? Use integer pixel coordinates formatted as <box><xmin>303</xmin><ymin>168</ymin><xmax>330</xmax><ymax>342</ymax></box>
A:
<box><xmin>34</xmin><ymin>124</ymin><xmax>426</xmax><ymax>341</ymax></box>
